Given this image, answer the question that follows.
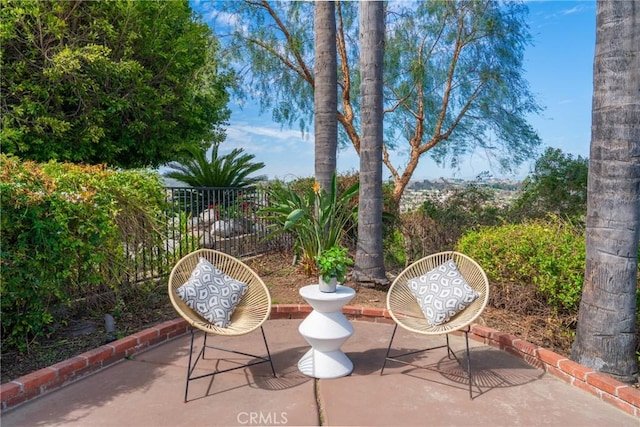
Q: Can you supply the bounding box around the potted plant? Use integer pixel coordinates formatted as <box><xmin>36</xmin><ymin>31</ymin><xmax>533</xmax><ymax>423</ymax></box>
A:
<box><xmin>315</xmin><ymin>245</ymin><xmax>354</xmax><ymax>292</ymax></box>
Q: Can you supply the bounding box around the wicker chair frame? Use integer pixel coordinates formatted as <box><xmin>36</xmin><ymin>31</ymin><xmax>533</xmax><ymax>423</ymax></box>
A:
<box><xmin>168</xmin><ymin>249</ymin><xmax>276</xmax><ymax>402</ymax></box>
<box><xmin>381</xmin><ymin>251</ymin><xmax>489</xmax><ymax>398</ymax></box>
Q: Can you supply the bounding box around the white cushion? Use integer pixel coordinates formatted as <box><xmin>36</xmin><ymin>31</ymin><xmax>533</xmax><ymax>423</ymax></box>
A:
<box><xmin>408</xmin><ymin>259</ymin><xmax>480</xmax><ymax>326</ymax></box>
<box><xmin>176</xmin><ymin>257</ymin><xmax>248</xmax><ymax>327</ymax></box>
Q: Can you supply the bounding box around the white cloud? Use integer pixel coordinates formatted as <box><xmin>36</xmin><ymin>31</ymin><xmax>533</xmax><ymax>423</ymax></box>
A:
<box><xmin>232</xmin><ymin>124</ymin><xmax>309</xmax><ymax>141</ymax></box>
<box><xmin>219</xmin><ymin>119</ymin><xmax>315</xmax><ymax>180</ymax></box>
<box><xmin>561</xmin><ymin>5</ymin><xmax>586</xmax><ymax>16</ymax></box>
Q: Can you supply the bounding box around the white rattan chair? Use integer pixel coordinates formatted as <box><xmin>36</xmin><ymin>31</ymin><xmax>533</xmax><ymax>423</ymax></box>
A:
<box><xmin>381</xmin><ymin>251</ymin><xmax>489</xmax><ymax>398</ymax></box>
<box><xmin>168</xmin><ymin>249</ymin><xmax>275</xmax><ymax>402</ymax></box>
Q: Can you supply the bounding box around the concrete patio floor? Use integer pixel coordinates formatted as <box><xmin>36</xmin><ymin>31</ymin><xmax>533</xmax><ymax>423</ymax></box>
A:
<box><xmin>1</xmin><ymin>318</ymin><xmax>637</xmax><ymax>427</ymax></box>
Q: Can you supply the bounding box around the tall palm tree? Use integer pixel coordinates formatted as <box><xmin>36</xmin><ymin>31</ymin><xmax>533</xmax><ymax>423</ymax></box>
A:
<box><xmin>571</xmin><ymin>0</ymin><xmax>639</xmax><ymax>383</ymax></box>
<box><xmin>314</xmin><ymin>1</ymin><xmax>338</xmax><ymax>191</ymax></box>
<box><xmin>353</xmin><ymin>0</ymin><xmax>387</xmax><ymax>287</ymax></box>
<box><xmin>164</xmin><ymin>144</ymin><xmax>266</xmax><ymax>188</ymax></box>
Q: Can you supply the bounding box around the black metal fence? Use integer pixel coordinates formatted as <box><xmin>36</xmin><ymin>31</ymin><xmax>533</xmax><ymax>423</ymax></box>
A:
<box><xmin>122</xmin><ymin>186</ymin><xmax>290</xmax><ymax>284</ymax></box>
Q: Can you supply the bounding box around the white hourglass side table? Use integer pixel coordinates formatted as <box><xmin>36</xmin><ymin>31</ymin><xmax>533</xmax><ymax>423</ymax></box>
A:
<box><xmin>297</xmin><ymin>284</ymin><xmax>356</xmax><ymax>379</ymax></box>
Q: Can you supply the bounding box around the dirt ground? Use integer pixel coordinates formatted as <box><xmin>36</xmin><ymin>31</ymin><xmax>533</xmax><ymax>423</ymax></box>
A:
<box><xmin>244</xmin><ymin>251</ymin><xmax>576</xmax><ymax>356</ymax></box>
<box><xmin>1</xmin><ymin>250</ymin><xmax>574</xmax><ymax>383</ymax></box>
<box><xmin>244</xmin><ymin>251</ymin><xmax>388</xmax><ymax>307</ymax></box>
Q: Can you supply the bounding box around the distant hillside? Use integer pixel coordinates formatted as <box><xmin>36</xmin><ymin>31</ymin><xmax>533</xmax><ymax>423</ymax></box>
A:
<box><xmin>408</xmin><ymin>178</ymin><xmax>521</xmax><ymax>192</ymax></box>
<box><xmin>401</xmin><ymin>178</ymin><xmax>522</xmax><ymax>213</ymax></box>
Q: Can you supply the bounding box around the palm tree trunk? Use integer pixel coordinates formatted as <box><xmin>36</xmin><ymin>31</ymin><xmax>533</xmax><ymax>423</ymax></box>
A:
<box><xmin>353</xmin><ymin>0</ymin><xmax>387</xmax><ymax>287</ymax></box>
<box><xmin>314</xmin><ymin>1</ymin><xmax>338</xmax><ymax>191</ymax></box>
<box><xmin>570</xmin><ymin>0</ymin><xmax>640</xmax><ymax>384</ymax></box>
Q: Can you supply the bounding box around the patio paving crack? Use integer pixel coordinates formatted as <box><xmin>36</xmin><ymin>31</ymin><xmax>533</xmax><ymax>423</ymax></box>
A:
<box><xmin>314</xmin><ymin>378</ymin><xmax>325</xmax><ymax>425</ymax></box>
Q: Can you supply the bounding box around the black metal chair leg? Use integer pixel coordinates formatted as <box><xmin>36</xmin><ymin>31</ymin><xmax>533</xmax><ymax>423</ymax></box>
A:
<box><xmin>448</xmin><ymin>328</ymin><xmax>474</xmax><ymax>398</ymax></box>
<box><xmin>184</xmin><ymin>329</ymin><xmax>196</xmax><ymax>402</ymax></box>
<box><xmin>446</xmin><ymin>334</ymin><xmax>454</xmax><ymax>359</ymax></box>
<box><xmin>381</xmin><ymin>324</ymin><xmax>399</xmax><ymax>375</ymax></box>
<box><xmin>202</xmin><ymin>332</ymin><xmax>208</xmax><ymax>358</ymax></box>
<box><xmin>464</xmin><ymin>329</ymin><xmax>473</xmax><ymax>399</ymax></box>
<box><xmin>260</xmin><ymin>326</ymin><xmax>276</xmax><ymax>377</ymax></box>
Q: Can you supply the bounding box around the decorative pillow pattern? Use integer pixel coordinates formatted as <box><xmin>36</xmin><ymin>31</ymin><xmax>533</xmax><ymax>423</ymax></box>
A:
<box><xmin>407</xmin><ymin>259</ymin><xmax>480</xmax><ymax>326</ymax></box>
<box><xmin>176</xmin><ymin>257</ymin><xmax>248</xmax><ymax>327</ymax></box>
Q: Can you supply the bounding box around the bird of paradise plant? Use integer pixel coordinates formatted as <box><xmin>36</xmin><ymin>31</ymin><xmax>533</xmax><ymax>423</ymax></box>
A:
<box><xmin>259</xmin><ymin>174</ymin><xmax>358</xmax><ymax>275</ymax></box>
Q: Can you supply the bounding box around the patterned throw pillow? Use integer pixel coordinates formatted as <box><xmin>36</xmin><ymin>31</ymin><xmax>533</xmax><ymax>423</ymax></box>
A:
<box><xmin>176</xmin><ymin>257</ymin><xmax>248</xmax><ymax>327</ymax></box>
<box><xmin>407</xmin><ymin>259</ymin><xmax>480</xmax><ymax>326</ymax></box>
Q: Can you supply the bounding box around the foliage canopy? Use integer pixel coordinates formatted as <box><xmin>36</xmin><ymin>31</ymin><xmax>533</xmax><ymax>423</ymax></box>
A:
<box><xmin>210</xmin><ymin>0</ymin><xmax>541</xmax><ymax>203</ymax></box>
<box><xmin>1</xmin><ymin>0</ymin><xmax>231</xmax><ymax>168</ymax></box>
<box><xmin>510</xmin><ymin>147</ymin><xmax>588</xmax><ymax>221</ymax></box>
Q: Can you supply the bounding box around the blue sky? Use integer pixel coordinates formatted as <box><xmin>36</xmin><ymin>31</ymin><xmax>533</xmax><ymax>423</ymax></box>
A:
<box><xmin>194</xmin><ymin>1</ymin><xmax>596</xmax><ymax>182</ymax></box>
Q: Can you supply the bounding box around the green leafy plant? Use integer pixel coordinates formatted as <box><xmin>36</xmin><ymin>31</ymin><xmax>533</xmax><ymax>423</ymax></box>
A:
<box><xmin>164</xmin><ymin>143</ymin><xmax>266</xmax><ymax>216</ymax></box>
<box><xmin>508</xmin><ymin>147</ymin><xmax>588</xmax><ymax>222</ymax></box>
<box><xmin>0</xmin><ymin>154</ymin><xmax>168</xmax><ymax>353</ymax></box>
<box><xmin>259</xmin><ymin>174</ymin><xmax>358</xmax><ymax>275</ymax></box>
<box><xmin>316</xmin><ymin>245</ymin><xmax>353</xmax><ymax>283</ymax></box>
<box><xmin>163</xmin><ymin>143</ymin><xmax>266</xmax><ymax>189</ymax></box>
<box><xmin>456</xmin><ymin>216</ymin><xmax>586</xmax><ymax>312</ymax></box>
<box><xmin>383</xmin><ymin>229</ymin><xmax>407</xmax><ymax>268</ymax></box>
<box><xmin>1</xmin><ymin>0</ymin><xmax>232</xmax><ymax>168</ymax></box>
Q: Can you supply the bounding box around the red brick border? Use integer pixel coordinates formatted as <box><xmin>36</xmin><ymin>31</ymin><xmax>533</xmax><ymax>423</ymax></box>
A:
<box><xmin>2</xmin><ymin>305</ymin><xmax>639</xmax><ymax>418</ymax></box>
<box><xmin>1</xmin><ymin>318</ymin><xmax>189</xmax><ymax>411</ymax></box>
<box><xmin>467</xmin><ymin>323</ymin><xmax>640</xmax><ymax>418</ymax></box>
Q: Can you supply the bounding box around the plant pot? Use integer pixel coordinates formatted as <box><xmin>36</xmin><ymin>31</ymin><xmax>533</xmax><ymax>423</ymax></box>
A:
<box><xmin>318</xmin><ymin>276</ymin><xmax>338</xmax><ymax>293</ymax></box>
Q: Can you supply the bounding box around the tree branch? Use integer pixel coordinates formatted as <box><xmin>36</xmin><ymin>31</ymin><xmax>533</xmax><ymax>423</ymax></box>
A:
<box><xmin>433</xmin><ymin>14</ymin><xmax>465</xmax><ymax>138</ymax></box>
<box><xmin>247</xmin><ymin>37</ymin><xmax>311</xmax><ymax>83</ymax></box>
<box><xmin>438</xmin><ymin>79</ymin><xmax>487</xmax><ymax>142</ymax></box>
<box><xmin>260</xmin><ymin>0</ymin><xmax>314</xmax><ymax>86</ymax></box>
<box><xmin>336</xmin><ymin>1</ymin><xmax>358</xmax><ymax>152</ymax></box>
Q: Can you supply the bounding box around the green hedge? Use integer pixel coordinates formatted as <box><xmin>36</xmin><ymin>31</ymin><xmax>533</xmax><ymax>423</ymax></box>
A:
<box><xmin>457</xmin><ymin>218</ymin><xmax>586</xmax><ymax>312</ymax></box>
<box><xmin>0</xmin><ymin>155</ymin><xmax>167</xmax><ymax>352</ymax></box>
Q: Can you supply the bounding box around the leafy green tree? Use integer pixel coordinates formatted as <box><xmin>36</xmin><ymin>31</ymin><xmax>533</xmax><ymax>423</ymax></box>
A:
<box><xmin>209</xmin><ymin>0</ymin><xmax>541</xmax><ymax>205</ymax></box>
<box><xmin>163</xmin><ymin>144</ymin><xmax>266</xmax><ymax>188</ymax></box>
<box><xmin>510</xmin><ymin>147</ymin><xmax>588</xmax><ymax>221</ymax></box>
<box><xmin>571</xmin><ymin>0</ymin><xmax>639</xmax><ymax>384</ymax></box>
<box><xmin>1</xmin><ymin>0</ymin><xmax>231</xmax><ymax>168</ymax></box>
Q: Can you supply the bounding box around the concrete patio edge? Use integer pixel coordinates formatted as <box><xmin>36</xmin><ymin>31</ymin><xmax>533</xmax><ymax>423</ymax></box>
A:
<box><xmin>1</xmin><ymin>304</ymin><xmax>639</xmax><ymax>418</ymax></box>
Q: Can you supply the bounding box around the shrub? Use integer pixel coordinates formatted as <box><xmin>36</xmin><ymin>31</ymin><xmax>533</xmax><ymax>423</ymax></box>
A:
<box><xmin>259</xmin><ymin>174</ymin><xmax>358</xmax><ymax>275</ymax></box>
<box><xmin>457</xmin><ymin>217</ymin><xmax>585</xmax><ymax>313</ymax></box>
<box><xmin>383</xmin><ymin>228</ymin><xmax>407</xmax><ymax>268</ymax></box>
<box><xmin>0</xmin><ymin>155</ymin><xmax>167</xmax><ymax>352</ymax></box>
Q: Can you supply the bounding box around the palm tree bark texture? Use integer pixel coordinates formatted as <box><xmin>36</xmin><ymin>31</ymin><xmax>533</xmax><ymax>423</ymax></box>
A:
<box><xmin>314</xmin><ymin>1</ymin><xmax>338</xmax><ymax>191</ymax></box>
<box><xmin>353</xmin><ymin>0</ymin><xmax>387</xmax><ymax>287</ymax></box>
<box><xmin>571</xmin><ymin>0</ymin><xmax>640</xmax><ymax>384</ymax></box>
